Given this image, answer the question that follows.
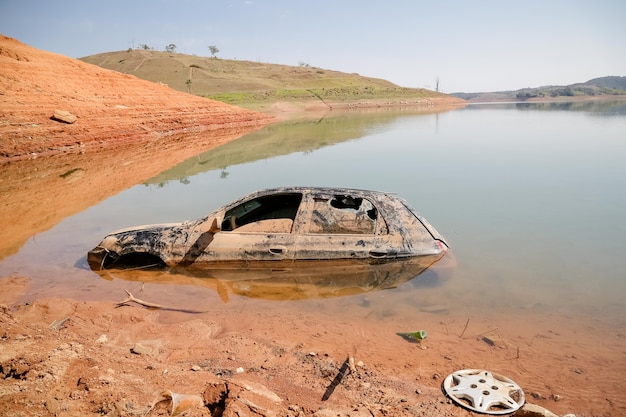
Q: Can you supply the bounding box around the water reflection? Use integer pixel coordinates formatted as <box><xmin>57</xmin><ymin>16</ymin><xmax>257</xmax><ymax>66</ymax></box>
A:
<box><xmin>89</xmin><ymin>254</ymin><xmax>447</xmax><ymax>303</ymax></box>
<box><xmin>146</xmin><ymin>107</ymin><xmax>452</xmax><ymax>185</ymax></box>
<box><xmin>467</xmin><ymin>99</ymin><xmax>626</xmax><ymax>115</ymax></box>
<box><xmin>515</xmin><ymin>99</ymin><xmax>626</xmax><ymax>114</ymax></box>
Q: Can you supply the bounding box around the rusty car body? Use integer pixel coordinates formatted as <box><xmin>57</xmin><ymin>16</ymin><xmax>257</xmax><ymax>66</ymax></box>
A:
<box><xmin>87</xmin><ymin>187</ymin><xmax>449</xmax><ymax>272</ymax></box>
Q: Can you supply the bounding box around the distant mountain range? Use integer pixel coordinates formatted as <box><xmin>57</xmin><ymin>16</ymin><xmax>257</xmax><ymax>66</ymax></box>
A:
<box><xmin>451</xmin><ymin>76</ymin><xmax>626</xmax><ymax>102</ymax></box>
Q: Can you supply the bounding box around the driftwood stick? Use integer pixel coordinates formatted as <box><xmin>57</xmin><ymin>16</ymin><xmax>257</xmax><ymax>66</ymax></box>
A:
<box><xmin>459</xmin><ymin>318</ymin><xmax>470</xmax><ymax>338</ymax></box>
<box><xmin>116</xmin><ymin>290</ymin><xmax>208</xmax><ymax>314</ymax></box>
<box><xmin>476</xmin><ymin>328</ymin><xmax>499</xmax><ymax>338</ymax></box>
<box><xmin>49</xmin><ymin>316</ymin><xmax>70</xmax><ymax>331</ymax></box>
<box><xmin>322</xmin><ymin>356</ymin><xmax>351</xmax><ymax>401</ymax></box>
<box><xmin>118</xmin><ymin>290</ymin><xmax>163</xmax><ymax>308</ymax></box>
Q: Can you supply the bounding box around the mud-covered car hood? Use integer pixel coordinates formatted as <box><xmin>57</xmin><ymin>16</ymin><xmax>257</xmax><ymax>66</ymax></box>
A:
<box><xmin>87</xmin><ymin>222</ymin><xmax>189</xmax><ymax>269</ymax></box>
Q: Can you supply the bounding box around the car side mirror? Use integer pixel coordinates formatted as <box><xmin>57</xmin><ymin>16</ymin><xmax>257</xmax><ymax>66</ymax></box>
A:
<box><xmin>198</xmin><ymin>217</ymin><xmax>220</xmax><ymax>234</ymax></box>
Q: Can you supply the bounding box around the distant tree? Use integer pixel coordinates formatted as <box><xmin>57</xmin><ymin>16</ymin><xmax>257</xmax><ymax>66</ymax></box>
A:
<box><xmin>165</xmin><ymin>44</ymin><xmax>177</xmax><ymax>53</ymax></box>
<box><xmin>516</xmin><ymin>90</ymin><xmax>539</xmax><ymax>100</ymax></box>
<box><xmin>139</xmin><ymin>43</ymin><xmax>152</xmax><ymax>50</ymax></box>
<box><xmin>298</xmin><ymin>61</ymin><xmax>311</xmax><ymax>68</ymax></box>
<box><xmin>208</xmin><ymin>45</ymin><xmax>219</xmax><ymax>57</ymax></box>
<box><xmin>185</xmin><ymin>79</ymin><xmax>192</xmax><ymax>94</ymax></box>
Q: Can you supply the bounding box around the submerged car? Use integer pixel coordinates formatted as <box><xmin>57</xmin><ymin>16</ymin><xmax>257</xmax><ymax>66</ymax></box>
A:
<box><xmin>87</xmin><ymin>187</ymin><xmax>449</xmax><ymax>270</ymax></box>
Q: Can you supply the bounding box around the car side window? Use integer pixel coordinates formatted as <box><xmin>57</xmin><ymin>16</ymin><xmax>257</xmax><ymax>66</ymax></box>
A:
<box><xmin>221</xmin><ymin>193</ymin><xmax>302</xmax><ymax>233</ymax></box>
<box><xmin>308</xmin><ymin>195</ymin><xmax>377</xmax><ymax>234</ymax></box>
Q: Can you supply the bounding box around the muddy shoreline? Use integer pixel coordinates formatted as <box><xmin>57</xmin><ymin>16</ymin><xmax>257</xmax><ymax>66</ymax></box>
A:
<box><xmin>5</xmin><ymin>272</ymin><xmax>622</xmax><ymax>417</ymax></box>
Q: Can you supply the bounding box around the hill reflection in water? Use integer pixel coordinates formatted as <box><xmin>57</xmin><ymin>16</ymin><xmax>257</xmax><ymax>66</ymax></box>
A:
<box><xmin>145</xmin><ymin>107</ymin><xmax>451</xmax><ymax>186</ymax></box>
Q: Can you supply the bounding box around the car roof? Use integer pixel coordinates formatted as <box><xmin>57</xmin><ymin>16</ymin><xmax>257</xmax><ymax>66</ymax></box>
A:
<box><xmin>252</xmin><ymin>186</ymin><xmax>397</xmax><ymax>198</ymax></box>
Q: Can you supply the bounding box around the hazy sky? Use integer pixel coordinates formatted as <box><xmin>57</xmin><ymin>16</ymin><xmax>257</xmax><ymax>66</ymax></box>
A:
<box><xmin>1</xmin><ymin>0</ymin><xmax>624</xmax><ymax>92</ymax></box>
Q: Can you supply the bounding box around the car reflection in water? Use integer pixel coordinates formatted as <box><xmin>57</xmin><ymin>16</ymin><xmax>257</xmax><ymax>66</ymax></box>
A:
<box><xmin>91</xmin><ymin>253</ymin><xmax>450</xmax><ymax>303</ymax></box>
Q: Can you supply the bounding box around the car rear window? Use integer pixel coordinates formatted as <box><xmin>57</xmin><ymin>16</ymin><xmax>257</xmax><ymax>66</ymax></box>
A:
<box><xmin>308</xmin><ymin>195</ymin><xmax>377</xmax><ymax>234</ymax></box>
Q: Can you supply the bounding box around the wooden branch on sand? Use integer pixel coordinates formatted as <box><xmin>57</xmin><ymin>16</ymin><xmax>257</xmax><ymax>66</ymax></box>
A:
<box><xmin>322</xmin><ymin>356</ymin><xmax>353</xmax><ymax>401</ymax></box>
<box><xmin>116</xmin><ymin>290</ymin><xmax>208</xmax><ymax>314</ymax></box>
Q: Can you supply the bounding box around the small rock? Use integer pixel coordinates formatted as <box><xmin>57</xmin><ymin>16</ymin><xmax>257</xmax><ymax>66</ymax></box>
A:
<box><xmin>309</xmin><ymin>352</ymin><xmax>316</xmax><ymax>356</ymax></box>
<box><xmin>45</xmin><ymin>398</ymin><xmax>61</xmax><ymax>414</ymax></box>
<box><xmin>550</xmin><ymin>394</ymin><xmax>563</xmax><ymax>402</ymax></box>
<box><xmin>96</xmin><ymin>334</ymin><xmax>108</xmax><ymax>344</ymax></box>
<box><xmin>235</xmin><ymin>367</ymin><xmax>244</xmax><ymax>374</ymax></box>
<box><xmin>515</xmin><ymin>403</ymin><xmax>559</xmax><ymax>417</ymax></box>
<box><xmin>130</xmin><ymin>343</ymin><xmax>152</xmax><ymax>355</ymax></box>
<box><xmin>531</xmin><ymin>391</ymin><xmax>546</xmax><ymax>400</ymax></box>
<box><xmin>238</xmin><ymin>380</ymin><xmax>282</xmax><ymax>403</ymax></box>
<box><xmin>69</xmin><ymin>390</ymin><xmax>82</xmax><ymax>400</ymax></box>
<box><xmin>99</xmin><ymin>375</ymin><xmax>115</xmax><ymax>385</ymax></box>
<box><xmin>51</xmin><ymin>109</ymin><xmax>78</xmax><ymax>124</ymax></box>
<box><xmin>191</xmin><ymin>365</ymin><xmax>202</xmax><ymax>372</ymax></box>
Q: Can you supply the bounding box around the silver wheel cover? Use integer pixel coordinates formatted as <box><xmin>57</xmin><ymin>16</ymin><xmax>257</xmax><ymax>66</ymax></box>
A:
<box><xmin>442</xmin><ymin>369</ymin><xmax>525</xmax><ymax>414</ymax></box>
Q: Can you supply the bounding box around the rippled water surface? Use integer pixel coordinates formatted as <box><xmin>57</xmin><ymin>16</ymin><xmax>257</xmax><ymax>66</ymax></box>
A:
<box><xmin>2</xmin><ymin>101</ymin><xmax>626</xmax><ymax>322</ymax></box>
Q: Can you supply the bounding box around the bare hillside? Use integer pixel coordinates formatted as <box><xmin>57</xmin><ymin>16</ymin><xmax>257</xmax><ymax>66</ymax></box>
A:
<box><xmin>80</xmin><ymin>49</ymin><xmax>400</xmax><ymax>94</ymax></box>
<box><xmin>78</xmin><ymin>49</ymin><xmax>464</xmax><ymax>111</ymax></box>
<box><xmin>0</xmin><ymin>35</ymin><xmax>274</xmax><ymax>161</ymax></box>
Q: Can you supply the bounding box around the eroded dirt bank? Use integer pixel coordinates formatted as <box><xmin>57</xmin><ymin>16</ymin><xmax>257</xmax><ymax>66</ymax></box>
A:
<box><xmin>0</xmin><ymin>35</ymin><xmax>275</xmax><ymax>161</ymax></box>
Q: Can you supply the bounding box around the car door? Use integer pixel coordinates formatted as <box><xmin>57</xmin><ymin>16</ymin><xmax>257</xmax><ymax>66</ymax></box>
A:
<box><xmin>191</xmin><ymin>193</ymin><xmax>302</xmax><ymax>263</ymax></box>
<box><xmin>294</xmin><ymin>191</ymin><xmax>387</xmax><ymax>260</ymax></box>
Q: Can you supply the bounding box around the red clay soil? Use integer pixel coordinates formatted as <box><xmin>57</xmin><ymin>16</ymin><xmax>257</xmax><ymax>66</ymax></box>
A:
<box><xmin>0</xmin><ymin>35</ymin><xmax>274</xmax><ymax>161</ymax></box>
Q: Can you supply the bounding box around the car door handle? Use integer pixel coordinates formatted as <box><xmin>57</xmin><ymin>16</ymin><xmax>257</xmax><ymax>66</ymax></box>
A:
<box><xmin>369</xmin><ymin>250</ymin><xmax>398</xmax><ymax>258</ymax></box>
<box><xmin>269</xmin><ymin>246</ymin><xmax>285</xmax><ymax>255</ymax></box>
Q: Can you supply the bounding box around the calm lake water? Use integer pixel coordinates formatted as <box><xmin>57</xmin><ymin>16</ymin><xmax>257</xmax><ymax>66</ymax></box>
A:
<box><xmin>2</xmin><ymin>100</ymin><xmax>626</xmax><ymax>323</ymax></box>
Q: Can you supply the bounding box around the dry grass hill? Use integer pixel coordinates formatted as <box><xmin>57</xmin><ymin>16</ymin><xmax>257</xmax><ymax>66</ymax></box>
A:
<box><xmin>79</xmin><ymin>49</ymin><xmax>456</xmax><ymax>108</ymax></box>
